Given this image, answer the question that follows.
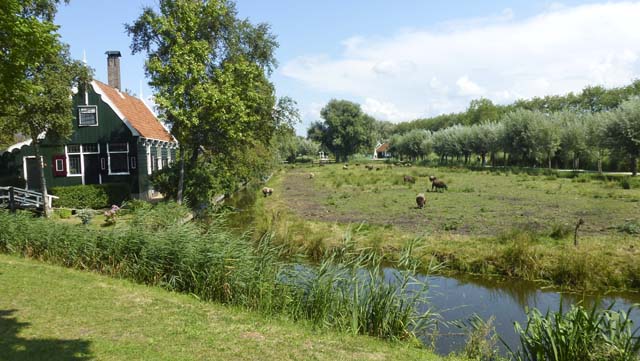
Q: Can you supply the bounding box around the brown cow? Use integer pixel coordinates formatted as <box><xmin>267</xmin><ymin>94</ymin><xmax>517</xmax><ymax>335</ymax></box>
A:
<box><xmin>403</xmin><ymin>175</ymin><xmax>416</xmax><ymax>184</ymax></box>
<box><xmin>416</xmin><ymin>193</ymin><xmax>426</xmax><ymax>209</ymax></box>
<box><xmin>431</xmin><ymin>178</ymin><xmax>447</xmax><ymax>192</ymax></box>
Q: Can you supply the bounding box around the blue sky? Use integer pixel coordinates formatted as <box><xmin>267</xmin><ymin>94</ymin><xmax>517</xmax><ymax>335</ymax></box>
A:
<box><xmin>56</xmin><ymin>1</ymin><xmax>640</xmax><ymax>134</ymax></box>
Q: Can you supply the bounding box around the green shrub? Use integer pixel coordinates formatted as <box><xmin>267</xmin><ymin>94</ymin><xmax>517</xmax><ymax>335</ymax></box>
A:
<box><xmin>617</xmin><ymin>221</ymin><xmax>640</xmax><ymax>235</ymax></box>
<box><xmin>620</xmin><ymin>177</ymin><xmax>632</xmax><ymax>190</ymax></box>
<box><xmin>54</xmin><ymin>208</ymin><xmax>72</xmax><ymax>219</ymax></box>
<box><xmin>511</xmin><ymin>304</ymin><xmax>640</xmax><ymax>361</ymax></box>
<box><xmin>549</xmin><ymin>223</ymin><xmax>573</xmax><ymax>240</ymax></box>
<box><xmin>50</xmin><ymin>183</ymin><xmax>130</xmax><ymax>209</ymax></box>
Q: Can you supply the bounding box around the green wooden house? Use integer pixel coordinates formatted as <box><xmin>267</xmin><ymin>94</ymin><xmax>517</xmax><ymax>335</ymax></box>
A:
<box><xmin>0</xmin><ymin>51</ymin><xmax>178</xmax><ymax>199</ymax></box>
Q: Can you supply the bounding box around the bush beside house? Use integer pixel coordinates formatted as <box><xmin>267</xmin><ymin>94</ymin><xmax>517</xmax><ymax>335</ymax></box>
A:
<box><xmin>50</xmin><ymin>183</ymin><xmax>130</xmax><ymax>209</ymax></box>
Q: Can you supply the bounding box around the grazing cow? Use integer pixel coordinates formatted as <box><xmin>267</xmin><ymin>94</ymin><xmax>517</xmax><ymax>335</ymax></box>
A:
<box><xmin>375</xmin><ymin>167</ymin><xmax>381</xmax><ymax>171</ymax></box>
<box><xmin>343</xmin><ymin>164</ymin><xmax>349</xmax><ymax>170</ymax></box>
<box><xmin>431</xmin><ymin>178</ymin><xmax>448</xmax><ymax>192</ymax></box>
<box><xmin>308</xmin><ymin>173</ymin><xmax>314</xmax><ymax>179</ymax></box>
<box><xmin>403</xmin><ymin>175</ymin><xmax>416</xmax><ymax>184</ymax></box>
<box><xmin>416</xmin><ymin>193</ymin><xmax>426</xmax><ymax>209</ymax></box>
<box><xmin>262</xmin><ymin>187</ymin><xmax>273</xmax><ymax>197</ymax></box>
<box><xmin>365</xmin><ymin>165</ymin><xmax>374</xmax><ymax>170</ymax></box>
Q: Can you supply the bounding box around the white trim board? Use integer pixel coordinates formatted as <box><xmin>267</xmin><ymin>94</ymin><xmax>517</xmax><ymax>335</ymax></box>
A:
<box><xmin>91</xmin><ymin>80</ymin><xmax>140</xmax><ymax>137</ymax></box>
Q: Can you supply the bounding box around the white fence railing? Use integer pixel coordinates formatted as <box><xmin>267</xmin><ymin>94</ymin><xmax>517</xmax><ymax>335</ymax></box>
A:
<box><xmin>0</xmin><ymin>186</ymin><xmax>58</xmax><ymax>210</ymax></box>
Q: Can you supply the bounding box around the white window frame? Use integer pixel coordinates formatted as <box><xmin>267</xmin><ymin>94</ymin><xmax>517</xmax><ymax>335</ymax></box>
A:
<box><xmin>107</xmin><ymin>142</ymin><xmax>130</xmax><ymax>175</ymax></box>
<box><xmin>78</xmin><ymin>105</ymin><xmax>98</xmax><ymax>127</ymax></box>
<box><xmin>65</xmin><ymin>144</ymin><xmax>101</xmax><ymax>184</ymax></box>
<box><xmin>157</xmin><ymin>146</ymin><xmax>163</xmax><ymax>170</ymax></box>
<box><xmin>65</xmin><ymin>145</ymin><xmax>83</xmax><ymax>179</ymax></box>
<box><xmin>55</xmin><ymin>159</ymin><xmax>64</xmax><ymax>172</ymax></box>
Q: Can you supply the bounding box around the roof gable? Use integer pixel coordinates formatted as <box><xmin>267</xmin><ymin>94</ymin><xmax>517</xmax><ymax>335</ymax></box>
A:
<box><xmin>92</xmin><ymin>81</ymin><xmax>175</xmax><ymax>143</ymax></box>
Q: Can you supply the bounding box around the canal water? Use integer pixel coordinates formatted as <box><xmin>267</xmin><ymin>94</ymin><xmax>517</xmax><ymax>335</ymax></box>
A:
<box><xmin>225</xmin><ymin>186</ymin><xmax>640</xmax><ymax>355</ymax></box>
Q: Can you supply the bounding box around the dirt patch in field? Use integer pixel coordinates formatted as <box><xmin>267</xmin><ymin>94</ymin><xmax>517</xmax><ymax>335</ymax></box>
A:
<box><xmin>281</xmin><ymin>171</ymin><xmax>435</xmax><ymax>233</ymax></box>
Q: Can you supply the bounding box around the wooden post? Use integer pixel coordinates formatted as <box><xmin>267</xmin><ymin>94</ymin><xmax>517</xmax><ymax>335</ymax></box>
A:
<box><xmin>574</xmin><ymin>218</ymin><xmax>584</xmax><ymax>247</ymax></box>
<box><xmin>8</xmin><ymin>186</ymin><xmax>15</xmax><ymax>213</ymax></box>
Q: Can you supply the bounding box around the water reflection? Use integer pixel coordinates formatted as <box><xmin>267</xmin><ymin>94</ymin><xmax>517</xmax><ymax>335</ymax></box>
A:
<box><xmin>403</xmin><ymin>270</ymin><xmax>640</xmax><ymax>354</ymax></box>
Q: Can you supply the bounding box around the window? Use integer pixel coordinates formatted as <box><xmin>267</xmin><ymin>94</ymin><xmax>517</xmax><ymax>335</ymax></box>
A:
<box><xmin>68</xmin><ymin>155</ymin><xmax>81</xmax><ymax>175</ymax></box>
<box><xmin>82</xmin><ymin>143</ymin><xmax>98</xmax><ymax>153</ymax></box>
<box><xmin>108</xmin><ymin>143</ymin><xmax>129</xmax><ymax>175</ymax></box>
<box><xmin>151</xmin><ymin>154</ymin><xmax>158</xmax><ymax>172</ymax></box>
<box><xmin>66</xmin><ymin>145</ymin><xmax>82</xmax><ymax>176</ymax></box>
<box><xmin>78</xmin><ymin>106</ymin><xmax>98</xmax><ymax>126</ymax></box>
<box><xmin>55</xmin><ymin>159</ymin><xmax>64</xmax><ymax>172</ymax></box>
<box><xmin>130</xmin><ymin>156</ymin><xmax>137</xmax><ymax>169</ymax></box>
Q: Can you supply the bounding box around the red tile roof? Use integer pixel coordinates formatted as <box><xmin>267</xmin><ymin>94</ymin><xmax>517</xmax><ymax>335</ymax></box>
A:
<box><xmin>93</xmin><ymin>80</ymin><xmax>174</xmax><ymax>143</ymax></box>
<box><xmin>376</xmin><ymin>142</ymin><xmax>389</xmax><ymax>152</ymax></box>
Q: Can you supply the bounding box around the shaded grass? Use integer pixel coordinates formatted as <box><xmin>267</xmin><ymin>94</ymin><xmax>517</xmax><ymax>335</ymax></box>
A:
<box><xmin>0</xmin><ymin>254</ymin><xmax>458</xmax><ymax>361</ymax></box>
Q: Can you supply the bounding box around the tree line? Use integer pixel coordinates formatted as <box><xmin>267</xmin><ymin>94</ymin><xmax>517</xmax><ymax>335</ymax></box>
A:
<box><xmin>388</xmin><ymin>99</ymin><xmax>640</xmax><ymax>175</ymax></box>
<box><xmin>307</xmin><ymin>81</ymin><xmax>640</xmax><ymax>175</ymax></box>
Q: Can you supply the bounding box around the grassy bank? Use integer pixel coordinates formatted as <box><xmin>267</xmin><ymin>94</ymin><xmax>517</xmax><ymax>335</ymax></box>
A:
<box><xmin>250</xmin><ymin>164</ymin><xmax>640</xmax><ymax>291</ymax></box>
<box><xmin>0</xmin><ymin>204</ymin><xmax>446</xmax><ymax>347</ymax></box>
<box><xmin>0</xmin><ymin>254</ymin><xmax>456</xmax><ymax>361</ymax></box>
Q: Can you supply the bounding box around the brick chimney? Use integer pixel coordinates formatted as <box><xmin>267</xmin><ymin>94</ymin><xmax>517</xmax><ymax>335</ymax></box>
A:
<box><xmin>106</xmin><ymin>51</ymin><xmax>122</xmax><ymax>90</ymax></box>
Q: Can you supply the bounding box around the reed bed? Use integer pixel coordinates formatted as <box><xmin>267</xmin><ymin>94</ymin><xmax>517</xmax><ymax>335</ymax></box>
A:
<box><xmin>511</xmin><ymin>303</ymin><xmax>640</xmax><ymax>361</ymax></box>
<box><xmin>0</xmin><ymin>204</ymin><xmax>436</xmax><ymax>343</ymax></box>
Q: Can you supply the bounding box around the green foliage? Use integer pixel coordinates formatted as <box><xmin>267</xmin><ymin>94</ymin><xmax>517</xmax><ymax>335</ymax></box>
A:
<box><xmin>54</xmin><ymin>208</ymin><xmax>72</xmax><ymax>219</ymax></box>
<box><xmin>549</xmin><ymin>223</ymin><xmax>573</xmax><ymax>240</ymax></box>
<box><xmin>0</xmin><ymin>208</ymin><xmax>438</xmax><ymax>343</ymax></box>
<box><xmin>310</xmin><ymin>100</ymin><xmax>375</xmax><ymax>162</ymax></box>
<box><xmin>511</xmin><ymin>303</ymin><xmax>640</xmax><ymax>361</ymax></box>
<box><xmin>50</xmin><ymin>183</ymin><xmax>130</xmax><ymax>209</ymax></box>
<box><xmin>75</xmin><ymin>209</ymin><xmax>93</xmax><ymax>225</ymax></box>
<box><xmin>603</xmin><ymin>99</ymin><xmax>640</xmax><ymax>175</ymax></box>
<box><xmin>456</xmin><ymin>315</ymin><xmax>503</xmax><ymax>361</ymax></box>
<box><xmin>126</xmin><ymin>0</ymin><xmax>283</xmax><ymax>205</ymax></box>
<box><xmin>617</xmin><ymin>221</ymin><xmax>640</xmax><ymax>235</ymax></box>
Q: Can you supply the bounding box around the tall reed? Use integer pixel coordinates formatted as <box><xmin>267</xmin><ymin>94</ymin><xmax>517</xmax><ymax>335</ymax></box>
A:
<box><xmin>0</xmin><ymin>205</ymin><xmax>438</xmax><ymax>343</ymax></box>
<box><xmin>510</xmin><ymin>303</ymin><xmax>640</xmax><ymax>361</ymax></box>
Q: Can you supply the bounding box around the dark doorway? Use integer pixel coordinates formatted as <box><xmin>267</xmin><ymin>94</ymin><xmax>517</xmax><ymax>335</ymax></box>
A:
<box><xmin>83</xmin><ymin>154</ymin><xmax>100</xmax><ymax>185</ymax></box>
<box><xmin>25</xmin><ymin>157</ymin><xmax>42</xmax><ymax>190</ymax></box>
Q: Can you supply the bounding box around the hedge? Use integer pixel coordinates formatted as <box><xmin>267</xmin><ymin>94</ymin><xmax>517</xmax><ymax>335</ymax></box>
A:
<box><xmin>50</xmin><ymin>183</ymin><xmax>130</xmax><ymax>209</ymax></box>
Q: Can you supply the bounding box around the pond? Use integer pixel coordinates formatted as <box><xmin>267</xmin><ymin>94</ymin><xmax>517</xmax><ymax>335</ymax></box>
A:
<box><xmin>225</xmin><ymin>186</ymin><xmax>640</xmax><ymax>355</ymax></box>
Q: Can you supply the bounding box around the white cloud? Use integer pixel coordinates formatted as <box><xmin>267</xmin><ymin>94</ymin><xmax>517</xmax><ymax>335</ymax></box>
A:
<box><xmin>456</xmin><ymin>75</ymin><xmax>486</xmax><ymax>96</ymax></box>
<box><xmin>361</xmin><ymin>98</ymin><xmax>418</xmax><ymax>121</ymax></box>
<box><xmin>282</xmin><ymin>2</ymin><xmax>640</xmax><ymax>123</ymax></box>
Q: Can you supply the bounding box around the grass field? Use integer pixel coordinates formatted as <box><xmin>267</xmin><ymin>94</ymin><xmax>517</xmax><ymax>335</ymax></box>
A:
<box><xmin>250</xmin><ymin>164</ymin><xmax>640</xmax><ymax>291</ymax></box>
<box><xmin>0</xmin><ymin>254</ymin><xmax>459</xmax><ymax>361</ymax></box>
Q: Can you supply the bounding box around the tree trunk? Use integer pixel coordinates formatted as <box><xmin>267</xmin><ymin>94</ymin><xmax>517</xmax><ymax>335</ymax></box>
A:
<box><xmin>597</xmin><ymin>158</ymin><xmax>602</xmax><ymax>174</ymax></box>
<box><xmin>548</xmin><ymin>154</ymin><xmax>552</xmax><ymax>170</ymax></box>
<box><xmin>481</xmin><ymin>153</ymin><xmax>486</xmax><ymax>167</ymax></box>
<box><xmin>632</xmin><ymin>157</ymin><xmax>638</xmax><ymax>176</ymax></box>
<box><xmin>177</xmin><ymin>147</ymin><xmax>185</xmax><ymax>205</ymax></box>
<box><xmin>33</xmin><ymin>140</ymin><xmax>51</xmax><ymax>218</ymax></box>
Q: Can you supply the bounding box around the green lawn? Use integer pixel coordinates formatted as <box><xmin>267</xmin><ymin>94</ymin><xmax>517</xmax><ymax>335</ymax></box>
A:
<box><xmin>250</xmin><ymin>164</ymin><xmax>640</xmax><ymax>291</ymax></box>
<box><xmin>0</xmin><ymin>254</ymin><xmax>457</xmax><ymax>361</ymax></box>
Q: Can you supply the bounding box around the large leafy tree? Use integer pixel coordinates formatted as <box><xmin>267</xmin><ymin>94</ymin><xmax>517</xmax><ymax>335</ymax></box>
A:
<box><xmin>0</xmin><ymin>0</ymin><xmax>91</xmax><ymax>217</ymax></box>
<box><xmin>314</xmin><ymin>100</ymin><xmax>374</xmax><ymax>162</ymax></box>
<box><xmin>0</xmin><ymin>0</ymin><xmax>68</xmax><ymax>115</ymax></box>
<box><xmin>126</xmin><ymin>0</ymin><xmax>279</xmax><ymax>205</ymax></box>
<box><xmin>603</xmin><ymin>99</ymin><xmax>640</xmax><ymax>176</ymax></box>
